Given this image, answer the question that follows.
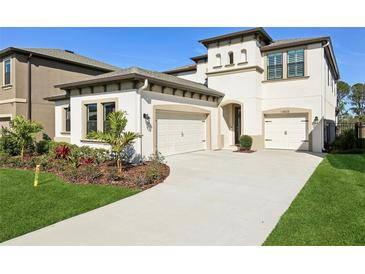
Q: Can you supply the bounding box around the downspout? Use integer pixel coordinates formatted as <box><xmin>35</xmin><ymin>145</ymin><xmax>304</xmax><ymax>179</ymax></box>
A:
<box><xmin>27</xmin><ymin>53</ymin><xmax>33</xmax><ymax>120</ymax></box>
<box><xmin>137</xmin><ymin>79</ymin><xmax>149</xmax><ymax>158</ymax></box>
<box><xmin>321</xmin><ymin>41</ymin><xmax>330</xmax><ymax>151</ymax></box>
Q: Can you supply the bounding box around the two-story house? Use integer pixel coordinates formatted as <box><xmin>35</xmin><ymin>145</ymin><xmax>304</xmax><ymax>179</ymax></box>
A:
<box><xmin>48</xmin><ymin>28</ymin><xmax>339</xmax><ymax>157</ymax></box>
<box><xmin>0</xmin><ymin>47</ymin><xmax>118</xmax><ymax>138</ymax></box>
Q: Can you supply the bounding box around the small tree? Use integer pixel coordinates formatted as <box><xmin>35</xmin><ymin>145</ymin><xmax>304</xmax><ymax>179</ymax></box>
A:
<box><xmin>0</xmin><ymin>115</ymin><xmax>43</xmax><ymax>159</ymax></box>
<box><xmin>88</xmin><ymin>111</ymin><xmax>141</xmax><ymax>172</ymax></box>
<box><xmin>336</xmin><ymin>80</ymin><xmax>351</xmax><ymax>120</ymax></box>
<box><xmin>349</xmin><ymin>83</ymin><xmax>365</xmax><ymax>118</ymax></box>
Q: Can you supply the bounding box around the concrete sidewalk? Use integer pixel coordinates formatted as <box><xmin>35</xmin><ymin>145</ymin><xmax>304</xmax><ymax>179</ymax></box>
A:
<box><xmin>3</xmin><ymin>150</ymin><xmax>323</xmax><ymax>245</ymax></box>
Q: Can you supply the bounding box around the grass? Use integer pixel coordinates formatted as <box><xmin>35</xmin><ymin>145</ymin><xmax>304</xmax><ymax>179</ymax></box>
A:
<box><xmin>0</xmin><ymin>168</ymin><xmax>140</xmax><ymax>243</ymax></box>
<box><xmin>264</xmin><ymin>154</ymin><xmax>365</xmax><ymax>246</ymax></box>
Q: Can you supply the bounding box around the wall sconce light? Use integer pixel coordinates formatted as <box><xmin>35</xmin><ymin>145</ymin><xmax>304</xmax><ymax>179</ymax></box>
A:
<box><xmin>143</xmin><ymin>113</ymin><xmax>150</xmax><ymax>120</ymax></box>
<box><xmin>313</xmin><ymin>116</ymin><xmax>319</xmax><ymax>124</ymax></box>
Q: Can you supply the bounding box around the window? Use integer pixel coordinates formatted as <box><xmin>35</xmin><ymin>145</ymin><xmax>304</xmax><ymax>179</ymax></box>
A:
<box><xmin>287</xmin><ymin>49</ymin><xmax>304</xmax><ymax>78</ymax></box>
<box><xmin>228</xmin><ymin>51</ymin><xmax>234</xmax><ymax>65</ymax></box>
<box><xmin>65</xmin><ymin>107</ymin><xmax>71</xmax><ymax>132</ymax></box>
<box><xmin>215</xmin><ymin>54</ymin><xmax>221</xmax><ymax>66</ymax></box>
<box><xmin>103</xmin><ymin>102</ymin><xmax>115</xmax><ymax>132</ymax></box>
<box><xmin>267</xmin><ymin>53</ymin><xmax>283</xmax><ymax>80</ymax></box>
<box><xmin>240</xmin><ymin>49</ymin><xmax>247</xmax><ymax>63</ymax></box>
<box><xmin>86</xmin><ymin>104</ymin><xmax>97</xmax><ymax>135</ymax></box>
<box><xmin>4</xmin><ymin>59</ymin><xmax>11</xmax><ymax>85</ymax></box>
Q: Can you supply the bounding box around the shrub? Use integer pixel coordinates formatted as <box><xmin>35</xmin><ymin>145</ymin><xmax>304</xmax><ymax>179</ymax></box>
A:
<box><xmin>79</xmin><ymin>157</ymin><xmax>95</xmax><ymax>166</ymax></box>
<box><xmin>77</xmin><ymin>146</ymin><xmax>110</xmax><ymax>164</ymax></box>
<box><xmin>55</xmin><ymin>144</ymin><xmax>71</xmax><ymax>159</ymax></box>
<box><xmin>0</xmin><ymin>151</ymin><xmax>10</xmax><ymax>166</ymax></box>
<box><xmin>239</xmin><ymin>135</ymin><xmax>253</xmax><ymax>150</ymax></box>
<box><xmin>35</xmin><ymin>139</ymin><xmax>51</xmax><ymax>155</ymax></box>
<box><xmin>107</xmin><ymin>167</ymin><xmax>125</xmax><ymax>182</ymax></box>
<box><xmin>332</xmin><ymin>129</ymin><xmax>358</xmax><ymax>151</ymax></box>
<box><xmin>0</xmin><ymin>115</ymin><xmax>42</xmax><ymax>158</ymax></box>
<box><xmin>63</xmin><ymin>166</ymin><xmax>102</xmax><ymax>184</ymax></box>
<box><xmin>136</xmin><ymin>175</ymin><xmax>151</xmax><ymax>187</ymax></box>
<box><xmin>148</xmin><ymin>152</ymin><xmax>166</xmax><ymax>164</ymax></box>
<box><xmin>0</xmin><ymin>134</ymin><xmax>20</xmax><ymax>156</ymax></box>
<box><xmin>6</xmin><ymin>156</ymin><xmax>23</xmax><ymax>168</ymax></box>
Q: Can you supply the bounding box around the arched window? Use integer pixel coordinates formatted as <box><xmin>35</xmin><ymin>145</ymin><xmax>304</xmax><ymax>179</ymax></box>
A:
<box><xmin>216</xmin><ymin>54</ymin><xmax>221</xmax><ymax>66</ymax></box>
<box><xmin>228</xmin><ymin>51</ymin><xmax>234</xmax><ymax>65</ymax></box>
<box><xmin>240</xmin><ymin>49</ymin><xmax>247</xmax><ymax>63</ymax></box>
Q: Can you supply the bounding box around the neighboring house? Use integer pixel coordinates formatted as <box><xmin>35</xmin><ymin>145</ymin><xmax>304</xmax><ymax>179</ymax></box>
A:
<box><xmin>49</xmin><ymin>27</ymin><xmax>339</xmax><ymax>157</ymax></box>
<box><xmin>0</xmin><ymin>47</ymin><xmax>118</xmax><ymax>138</ymax></box>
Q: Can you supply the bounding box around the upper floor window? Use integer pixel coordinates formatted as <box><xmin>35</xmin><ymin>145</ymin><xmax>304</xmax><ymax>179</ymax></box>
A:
<box><xmin>267</xmin><ymin>53</ymin><xmax>283</xmax><ymax>80</ymax></box>
<box><xmin>4</xmin><ymin>59</ymin><xmax>11</xmax><ymax>86</ymax></box>
<box><xmin>103</xmin><ymin>102</ymin><xmax>115</xmax><ymax>132</ymax></box>
<box><xmin>240</xmin><ymin>49</ymin><xmax>247</xmax><ymax>63</ymax></box>
<box><xmin>215</xmin><ymin>54</ymin><xmax>221</xmax><ymax>66</ymax></box>
<box><xmin>65</xmin><ymin>107</ymin><xmax>71</xmax><ymax>132</ymax></box>
<box><xmin>228</xmin><ymin>51</ymin><xmax>234</xmax><ymax>65</ymax></box>
<box><xmin>86</xmin><ymin>103</ymin><xmax>97</xmax><ymax>135</ymax></box>
<box><xmin>287</xmin><ymin>49</ymin><xmax>304</xmax><ymax>78</ymax></box>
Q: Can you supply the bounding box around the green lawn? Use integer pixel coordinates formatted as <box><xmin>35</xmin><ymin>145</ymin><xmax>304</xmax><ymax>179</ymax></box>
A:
<box><xmin>264</xmin><ymin>154</ymin><xmax>365</xmax><ymax>246</ymax></box>
<box><xmin>0</xmin><ymin>168</ymin><xmax>139</xmax><ymax>243</ymax></box>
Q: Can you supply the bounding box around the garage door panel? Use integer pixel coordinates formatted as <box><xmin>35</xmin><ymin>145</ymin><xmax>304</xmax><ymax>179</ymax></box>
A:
<box><xmin>265</xmin><ymin>115</ymin><xmax>308</xmax><ymax>151</ymax></box>
<box><xmin>157</xmin><ymin>111</ymin><xmax>206</xmax><ymax>156</ymax></box>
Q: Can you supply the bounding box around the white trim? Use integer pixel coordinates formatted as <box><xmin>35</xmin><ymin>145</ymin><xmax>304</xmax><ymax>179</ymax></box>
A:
<box><xmin>2</xmin><ymin>57</ymin><xmax>12</xmax><ymax>86</ymax></box>
<box><xmin>0</xmin><ymin>98</ymin><xmax>27</xmax><ymax>105</ymax></box>
<box><xmin>0</xmin><ymin>113</ymin><xmax>12</xmax><ymax>119</ymax></box>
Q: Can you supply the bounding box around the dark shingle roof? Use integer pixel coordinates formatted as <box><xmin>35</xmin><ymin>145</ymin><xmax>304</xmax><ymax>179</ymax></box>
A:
<box><xmin>56</xmin><ymin>67</ymin><xmax>224</xmax><ymax>97</ymax></box>
<box><xmin>0</xmin><ymin>47</ymin><xmax>119</xmax><ymax>71</ymax></box>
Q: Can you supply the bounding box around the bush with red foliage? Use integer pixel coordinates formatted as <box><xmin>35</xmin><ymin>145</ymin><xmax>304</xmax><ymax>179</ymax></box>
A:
<box><xmin>55</xmin><ymin>144</ymin><xmax>70</xmax><ymax>159</ymax></box>
<box><xmin>79</xmin><ymin>157</ymin><xmax>95</xmax><ymax>166</ymax></box>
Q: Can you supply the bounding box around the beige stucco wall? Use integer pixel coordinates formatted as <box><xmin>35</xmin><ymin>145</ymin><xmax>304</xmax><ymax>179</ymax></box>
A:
<box><xmin>1</xmin><ymin>52</ymin><xmax>109</xmax><ymax>138</ymax></box>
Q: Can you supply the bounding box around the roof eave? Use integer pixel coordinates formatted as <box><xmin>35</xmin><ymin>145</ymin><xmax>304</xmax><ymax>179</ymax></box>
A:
<box><xmin>163</xmin><ymin>65</ymin><xmax>197</xmax><ymax>74</ymax></box>
<box><xmin>0</xmin><ymin>47</ymin><xmax>116</xmax><ymax>72</ymax></box>
<box><xmin>56</xmin><ymin>73</ymin><xmax>224</xmax><ymax>98</ymax></box>
<box><xmin>198</xmin><ymin>27</ymin><xmax>273</xmax><ymax>47</ymax></box>
<box><xmin>261</xmin><ymin>37</ymin><xmax>340</xmax><ymax>80</ymax></box>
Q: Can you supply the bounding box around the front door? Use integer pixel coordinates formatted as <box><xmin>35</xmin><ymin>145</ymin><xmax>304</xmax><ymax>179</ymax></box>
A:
<box><xmin>234</xmin><ymin>106</ymin><xmax>241</xmax><ymax>145</ymax></box>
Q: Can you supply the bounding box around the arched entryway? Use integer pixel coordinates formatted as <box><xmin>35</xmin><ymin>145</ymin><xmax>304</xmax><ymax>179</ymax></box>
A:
<box><xmin>218</xmin><ymin>100</ymin><xmax>244</xmax><ymax>148</ymax></box>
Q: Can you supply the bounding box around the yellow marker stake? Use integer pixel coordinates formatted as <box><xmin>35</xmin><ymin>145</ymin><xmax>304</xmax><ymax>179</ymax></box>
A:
<box><xmin>34</xmin><ymin>164</ymin><xmax>40</xmax><ymax>187</ymax></box>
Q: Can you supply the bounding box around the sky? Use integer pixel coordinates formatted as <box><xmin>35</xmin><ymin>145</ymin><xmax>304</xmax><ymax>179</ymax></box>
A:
<box><xmin>0</xmin><ymin>27</ymin><xmax>364</xmax><ymax>85</ymax></box>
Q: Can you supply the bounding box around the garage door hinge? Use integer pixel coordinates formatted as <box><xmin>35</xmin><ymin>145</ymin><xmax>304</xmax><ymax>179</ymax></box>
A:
<box><xmin>265</xmin><ymin>120</ymin><xmax>272</xmax><ymax>123</ymax></box>
<box><xmin>301</xmin><ymin>140</ymin><xmax>309</xmax><ymax>142</ymax></box>
<box><xmin>301</xmin><ymin>120</ymin><xmax>309</xmax><ymax>122</ymax></box>
<box><xmin>202</xmin><ymin>140</ymin><xmax>206</xmax><ymax>142</ymax></box>
<box><xmin>265</xmin><ymin>139</ymin><xmax>272</xmax><ymax>141</ymax></box>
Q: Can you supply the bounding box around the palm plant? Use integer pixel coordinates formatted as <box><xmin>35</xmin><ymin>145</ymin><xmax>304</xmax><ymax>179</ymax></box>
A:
<box><xmin>1</xmin><ymin>115</ymin><xmax>43</xmax><ymax>159</ymax></box>
<box><xmin>88</xmin><ymin>111</ymin><xmax>141</xmax><ymax>172</ymax></box>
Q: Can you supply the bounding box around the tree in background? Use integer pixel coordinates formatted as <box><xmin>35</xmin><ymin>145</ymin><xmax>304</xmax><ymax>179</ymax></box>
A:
<box><xmin>349</xmin><ymin>83</ymin><xmax>365</xmax><ymax>119</ymax></box>
<box><xmin>336</xmin><ymin>81</ymin><xmax>351</xmax><ymax>120</ymax></box>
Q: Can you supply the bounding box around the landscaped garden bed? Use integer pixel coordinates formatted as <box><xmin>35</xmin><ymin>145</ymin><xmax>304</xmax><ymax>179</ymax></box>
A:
<box><xmin>0</xmin><ymin>112</ymin><xmax>170</xmax><ymax>190</ymax></box>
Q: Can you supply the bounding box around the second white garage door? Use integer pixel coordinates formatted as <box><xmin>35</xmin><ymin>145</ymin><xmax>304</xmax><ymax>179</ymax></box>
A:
<box><xmin>264</xmin><ymin>115</ymin><xmax>309</xmax><ymax>151</ymax></box>
<box><xmin>156</xmin><ymin>111</ymin><xmax>207</xmax><ymax>156</ymax></box>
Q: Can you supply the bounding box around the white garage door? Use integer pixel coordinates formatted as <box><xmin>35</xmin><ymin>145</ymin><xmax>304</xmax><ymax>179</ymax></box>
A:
<box><xmin>264</xmin><ymin>115</ymin><xmax>308</xmax><ymax>151</ymax></box>
<box><xmin>157</xmin><ymin>111</ymin><xmax>207</xmax><ymax>156</ymax></box>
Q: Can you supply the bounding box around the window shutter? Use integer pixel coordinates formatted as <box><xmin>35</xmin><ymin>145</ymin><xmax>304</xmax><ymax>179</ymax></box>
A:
<box><xmin>288</xmin><ymin>49</ymin><xmax>304</xmax><ymax>77</ymax></box>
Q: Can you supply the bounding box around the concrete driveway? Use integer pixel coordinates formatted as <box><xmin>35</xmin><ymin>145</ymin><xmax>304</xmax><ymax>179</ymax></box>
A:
<box><xmin>4</xmin><ymin>149</ymin><xmax>323</xmax><ymax>245</ymax></box>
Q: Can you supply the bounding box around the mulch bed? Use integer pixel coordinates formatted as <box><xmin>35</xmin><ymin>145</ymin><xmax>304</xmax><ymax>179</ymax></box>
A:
<box><xmin>1</xmin><ymin>156</ymin><xmax>170</xmax><ymax>191</ymax></box>
<box><xmin>233</xmin><ymin>148</ymin><xmax>256</xmax><ymax>153</ymax></box>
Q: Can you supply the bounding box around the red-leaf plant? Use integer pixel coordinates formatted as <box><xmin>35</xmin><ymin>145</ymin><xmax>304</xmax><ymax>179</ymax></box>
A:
<box><xmin>55</xmin><ymin>145</ymin><xmax>70</xmax><ymax>159</ymax></box>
